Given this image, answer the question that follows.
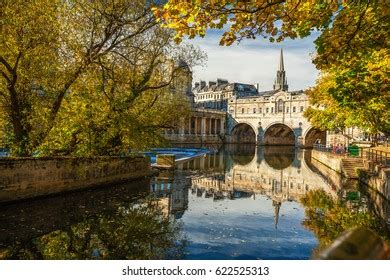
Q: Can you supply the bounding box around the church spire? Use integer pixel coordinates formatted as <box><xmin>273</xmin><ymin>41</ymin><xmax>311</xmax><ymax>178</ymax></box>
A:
<box><xmin>273</xmin><ymin>48</ymin><xmax>288</xmax><ymax>91</ymax></box>
<box><xmin>279</xmin><ymin>48</ymin><xmax>284</xmax><ymax>71</ymax></box>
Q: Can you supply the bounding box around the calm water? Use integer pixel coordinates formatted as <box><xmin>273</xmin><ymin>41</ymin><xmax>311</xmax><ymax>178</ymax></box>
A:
<box><xmin>0</xmin><ymin>145</ymin><xmax>382</xmax><ymax>259</ymax></box>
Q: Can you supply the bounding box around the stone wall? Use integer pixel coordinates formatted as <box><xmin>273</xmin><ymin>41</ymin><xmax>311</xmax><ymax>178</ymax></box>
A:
<box><xmin>310</xmin><ymin>156</ymin><xmax>343</xmax><ymax>189</ymax></box>
<box><xmin>166</xmin><ymin>134</ymin><xmax>223</xmax><ymax>144</ymax></box>
<box><xmin>359</xmin><ymin>168</ymin><xmax>390</xmax><ymax>223</ymax></box>
<box><xmin>0</xmin><ymin>156</ymin><xmax>150</xmax><ymax>204</ymax></box>
<box><xmin>311</xmin><ymin>150</ymin><xmax>343</xmax><ymax>173</ymax></box>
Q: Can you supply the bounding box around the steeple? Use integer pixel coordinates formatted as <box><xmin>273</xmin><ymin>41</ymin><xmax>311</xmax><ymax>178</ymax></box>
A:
<box><xmin>273</xmin><ymin>49</ymin><xmax>288</xmax><ymax>91</ymax></box>
<box><xmin>279</xmin><ymin>49</ymin><xmax>284</xmax><ymax>71</ymax></box>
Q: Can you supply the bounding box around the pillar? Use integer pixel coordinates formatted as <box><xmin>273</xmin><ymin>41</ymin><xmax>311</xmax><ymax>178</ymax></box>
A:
<box><xmin>179</xmin><ymin>118</ymin><xmax>185</xmax><ymax>136</ymax></box>
<box><xmin>216</xmin><ymin>119</ymin><xmax>221</xmax><ymax>134</ymax></box>
<box><xmin>220</xmin><ymin>118</ymin><xmax>225</xmax><ymax>135</ymax></box>
<box><xmin>196</xmin><ymin>117</ymin><xmax>202</xmax><ymax>135</ymax></box>
<box><xmin>201</xmin><ymin>117</ymin><xmax>206</xmax><ymax>136</ymax></box>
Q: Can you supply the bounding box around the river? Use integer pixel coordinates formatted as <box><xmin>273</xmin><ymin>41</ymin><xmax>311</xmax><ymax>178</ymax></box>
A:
<box><xmin>0</xmin><ymin>145</ymin><xmax>386</xmax><ymax>259</ymax></box>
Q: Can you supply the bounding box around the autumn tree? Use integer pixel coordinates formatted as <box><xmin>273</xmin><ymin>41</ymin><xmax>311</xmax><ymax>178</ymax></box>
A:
<box><xmin>0</xmin><ymin>0</ymin><xmax>204</xmax><ymax>156</ymax></box>
<box><xmin>154</xmin><ymin>0</ymin><xmax>390</xmax><ymax>135</ymax></box>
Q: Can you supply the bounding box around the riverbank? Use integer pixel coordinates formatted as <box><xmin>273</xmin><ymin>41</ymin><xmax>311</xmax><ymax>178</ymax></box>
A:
<box><xmin>311</xmin><ymin>149</ymin><xmax>389</xmax><ymax>223</ymax></box>
<box><xmin>0</xmin><ymin>156</ymin><xmax>150</xmax><ymax>204</ymax></box>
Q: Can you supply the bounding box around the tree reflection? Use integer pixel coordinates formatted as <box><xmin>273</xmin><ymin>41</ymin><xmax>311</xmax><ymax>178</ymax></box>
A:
<box><xmin>1</xmin><ymin>197</ymin><xmax>187</xmax><ymax>259</ymax></box>
<box><xmin>301</xmin><ymin>190</ymin><xmax>389</xmax><ymax>255</ymax></box>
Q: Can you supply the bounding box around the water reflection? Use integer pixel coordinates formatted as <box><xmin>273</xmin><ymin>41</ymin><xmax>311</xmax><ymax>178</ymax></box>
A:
<box><xmin>0</xmin><ymin>180</ymin><xmax>186</xmax><ymax>259</ymax></box>
<box><xmin>153</xmin><ymin>146</ymin><xmax>336</xmax><ymax>259</ymax></box>
<box><xmin>0</xmin><ymin>145</ymin><xmax>386</xmax><ymax>260</ymax></box>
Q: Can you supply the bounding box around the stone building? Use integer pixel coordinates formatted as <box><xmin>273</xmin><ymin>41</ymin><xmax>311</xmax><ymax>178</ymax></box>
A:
<box><xmin>165</xmin><ymin>59</ymin><xmax>227</xmax><ymax>145</ymax></box>
<box><xmin>165</xmin><ymin>49</ymin><xmax>326</xmax><ymax>147</ymax></box>
<box><xmin>226</xmin><ymin>49</ymin><xmax>326</xmax><ymax>147</ymax></box>
<box><xmin>164</xmin><ymin>109</ymin><xmax>226</xmax><ymax>144</ymax></box>
<box><xmin>171</xmin><ymin>59</ymin><xmax>194</xmax><ymax>104</ymax></box>
<box><xmin>193</xmin><ymin>79</ymin><xmax>258</xmax><ymax>111</ymax></box>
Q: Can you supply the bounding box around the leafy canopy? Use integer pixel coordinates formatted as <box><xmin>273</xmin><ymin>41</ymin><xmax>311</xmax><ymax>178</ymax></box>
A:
<box><xmin>0</xmin><ymin>0</ymin><xmax>205</xmax><ymax>156</ymax></box>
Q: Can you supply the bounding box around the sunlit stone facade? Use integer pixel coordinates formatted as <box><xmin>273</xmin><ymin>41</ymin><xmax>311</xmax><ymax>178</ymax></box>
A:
<box><xmin>193</xmin><ymin>79</ymin><xmax>258</xmax><ymax>111</ymax></box>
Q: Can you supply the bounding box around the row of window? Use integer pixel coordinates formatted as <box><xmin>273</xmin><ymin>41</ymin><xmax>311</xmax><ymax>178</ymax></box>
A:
<box><xmin>231</xmin><ymin>106</ymin><xmax>305</xmax><ymax>114</ymax></box>
<box><xmin>195</xmin><ymin>101</ymin><xmax>227</xmax><ymax>110</ymax></box>
<box><xmin>195</xmin><ymin>93</ymin><xmax>232</xmax><ymax>100</ymax></box>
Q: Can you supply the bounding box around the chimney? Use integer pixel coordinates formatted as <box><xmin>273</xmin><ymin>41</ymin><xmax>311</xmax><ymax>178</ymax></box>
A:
<box><xmin>194</xmin><ymin>82</ymin><xmax>200</xmax><ymax>88</ymax></box>
<box><xmin>200</xmin><ymin>80</ymin><xmax>206</xmax><ymax>88</ymax></box>
<box><xmin>217</xmin><ymin>78</ymin><xmax>228</xmax><ymax>86</ymax></box>
<box><xmin>208</xmin><ymin>81</ymin><xmax>216</xmax><ymax>87</ymax></box>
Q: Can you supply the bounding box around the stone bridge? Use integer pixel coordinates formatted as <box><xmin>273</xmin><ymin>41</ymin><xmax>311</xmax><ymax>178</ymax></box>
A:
<box><xmin>226</xmin><ymin>90</ymin><xmax>326</xmax><ymax>147</ymax></box>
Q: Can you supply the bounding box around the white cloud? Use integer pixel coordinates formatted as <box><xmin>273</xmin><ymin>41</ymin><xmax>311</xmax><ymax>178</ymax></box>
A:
<box><xmin>190</xmin><ymin>32</ymin><xmax>320</xmax><ymax>91</ymax></box>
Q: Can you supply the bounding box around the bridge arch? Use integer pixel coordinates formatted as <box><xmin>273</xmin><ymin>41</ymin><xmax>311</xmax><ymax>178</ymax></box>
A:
<box><xmin>263</xmin><ymin>123</ymin><xmax>295</xmax><ymax>145</ymax></box>
<box><xmin>303</xmin><ymin>127</ymin><xmax>326</xmax><ymax>147</ymax></box>
<box><xmin>230</xmin><ymin>123</ymin><xmax>256</xmax><ymax>144</ymax></box>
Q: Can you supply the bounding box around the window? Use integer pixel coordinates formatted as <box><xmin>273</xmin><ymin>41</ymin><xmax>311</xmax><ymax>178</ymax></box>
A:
<box><xmin>286</xmin><ymin>107</ymin><xmax>289</xmax><ymax>113</ymax></box>
<box><xmin>293</xmin><ymin>106</ymin><xmax>296</xmax><ymax>113</ymax></box>
<box><xmin>253</xmin><ymin>108</ymin><xmax>256</xmax><ymax>113</ymax></box>
<box><xmin>266</xmin><ymin>108</ymin><xmax>269</xmax><ymax>113</ymax></box>
<box><xmin>278</xmin><ymin>99</ymin><xmax>284</xmax><ymax>113</ymax></box>
<box><xmin>259</xmin><ymin>108</ymin><xmax>262</xmax><ymax>113</ymax></box>
<box><xmin>241</xmin><ymin>108</ymin><xmax>244</xmax><ymax>114</ymax></box>
<box><xmin>247</xmin><ymin>108</ymin><xmax>250</xmax><ymax>113</ymax></box>
<box><xmin>300</xmin><ymin>106</ymin><xmax>304</xmax><ymax>112</ymax></box>
<box><xmin>271</xmin><ymin>107</ymin><xmax>274</xmax><ymax>113</ymax></box>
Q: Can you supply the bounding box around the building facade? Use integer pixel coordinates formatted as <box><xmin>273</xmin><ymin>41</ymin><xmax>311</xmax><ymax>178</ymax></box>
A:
<box><xmin>164</xmin><ymin>109</ymin><xmax>226</xmax><ymax>144</ymax></box>
<box><xmin>193</xmin><ymin>79</ymin><xmax>258</xmax><ymax>111</ymax></box>
<box><xmin>225</xmin><ymin>49</ymin><xmax>326</xmax><ymax>147</ymax></box>
<box><xmin>166</xmin><ymin>49</ymin><xmax>327</xmax><ymax>147</ymax></box>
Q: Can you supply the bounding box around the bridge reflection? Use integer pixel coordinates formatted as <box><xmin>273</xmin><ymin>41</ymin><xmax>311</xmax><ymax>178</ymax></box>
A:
<box><xmin>150</xmin><ymin>145</ymin><xmax>336</xmax><ymax>227</ymax></box>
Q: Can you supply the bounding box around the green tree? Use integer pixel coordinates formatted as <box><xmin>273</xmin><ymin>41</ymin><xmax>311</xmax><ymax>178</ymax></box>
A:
<box><xmin>305</xmin><ymin>49</ymin><xmax>390</xmax><ymax>135</ymax></box>
<box><xmin>0</xmin><ymin>0</ymin><xmax>205</xmax><ymax>156</ymax></box>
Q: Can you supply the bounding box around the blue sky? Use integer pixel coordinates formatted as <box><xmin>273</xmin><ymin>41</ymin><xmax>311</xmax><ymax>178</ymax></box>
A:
<box><xmin>190</xmin><ymin>29</ymin><xmax>321</xmax><ymax>91</ymax></box>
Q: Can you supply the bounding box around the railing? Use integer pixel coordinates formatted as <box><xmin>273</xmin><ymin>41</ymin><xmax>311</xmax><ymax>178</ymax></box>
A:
<box><xmin>313</xmin><ymin>144</ymin><xmax>390</xmax><ymax>166</ymax></box>
<box><xmin>313</xmin><ymin>144</ymin><xmax>363</xmax><ymax>157</ymax></box>
<box><xmin>365</xmin><ymin>149</ymin><xmax>390</xmax><ymax>166</ymax></box>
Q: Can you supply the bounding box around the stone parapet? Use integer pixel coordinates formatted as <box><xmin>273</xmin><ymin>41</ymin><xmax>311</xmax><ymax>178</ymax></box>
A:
<box><xmin>311</xmin><ymin>149</ymin><xmax>343</xmax><ymax>173</ymax></box>
<box><xmin>0</xmin><ymin>156</ymin><xmax>150</xmax><ymax>204</ymax></box>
